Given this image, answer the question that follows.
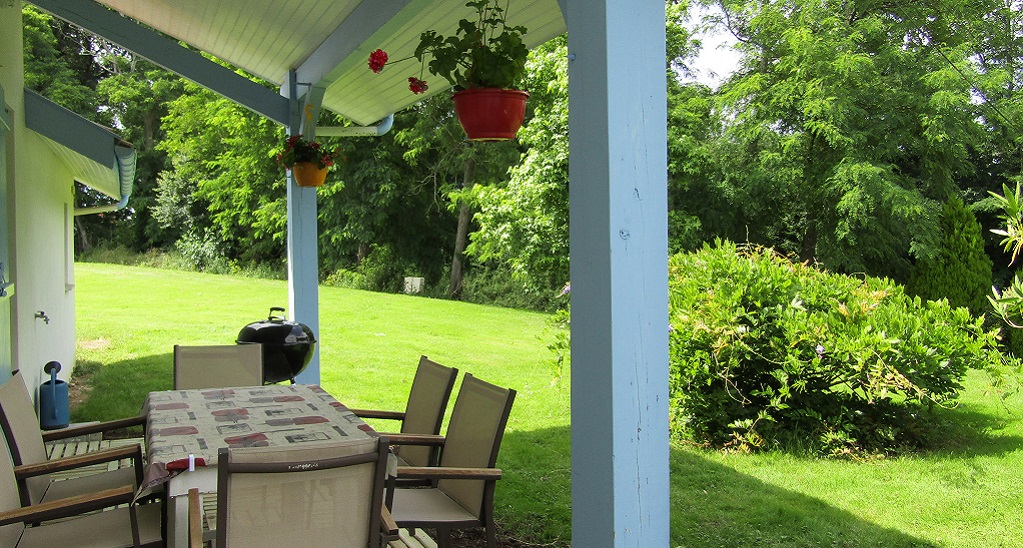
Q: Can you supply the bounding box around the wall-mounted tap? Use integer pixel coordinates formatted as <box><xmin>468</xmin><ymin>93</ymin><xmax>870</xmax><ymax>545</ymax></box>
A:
<box><xmin>34</xmin><ymin>311</ymin><xmax>49</xmax><ymax>324</ymax></box>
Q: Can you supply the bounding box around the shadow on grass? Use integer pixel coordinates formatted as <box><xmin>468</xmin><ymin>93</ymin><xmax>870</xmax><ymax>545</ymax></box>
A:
<box><xmin>70</xmin><ymin>353</ymin><xmax>173</xmax><ymax>424</ymax></box>
<box><xmin>670</xmin><ymin>448</ymin><xmax>935</xmax><ymax>547</ymax></box>
<box><xmin>499</xmin><ymin>425</ymin><xmax>935</xmax><ymax>548</ymax></box>
<box><xmin>921</xmin><ymin>402</ymin><xmax>1023</xmax><ymax>458</ymax></box>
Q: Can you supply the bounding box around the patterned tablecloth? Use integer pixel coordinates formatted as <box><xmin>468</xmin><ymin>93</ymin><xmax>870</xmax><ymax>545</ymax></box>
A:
<box><xmin>141</xmin><ymin>384</ymin><xmax>377</xmax><ymax>492</ymax></box>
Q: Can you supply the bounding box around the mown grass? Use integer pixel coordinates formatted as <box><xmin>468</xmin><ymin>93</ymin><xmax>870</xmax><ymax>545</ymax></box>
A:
<box><xmin>74</xmin><ymin>263</ymin><xmax>1023</xmax><ymax>547</ymax></box>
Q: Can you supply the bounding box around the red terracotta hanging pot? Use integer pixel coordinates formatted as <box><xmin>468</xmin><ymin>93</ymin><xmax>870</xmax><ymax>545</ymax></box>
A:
<box><xmin>452</xmin><ymin>88</ymin><xmax>529</xmax><ymax>142</ymax></box>
<box><xmin>291</xmin><ymin>161</ymin><xmax>328</xmax><ymax>188</ymax></box>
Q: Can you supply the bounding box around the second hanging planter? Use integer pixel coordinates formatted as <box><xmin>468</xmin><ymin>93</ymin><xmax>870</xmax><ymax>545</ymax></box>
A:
<box><xmin>291</xmin><ymin>161</ymin><xmax>328</xmax><ymax>188</ymax></box>
<box><xmin>452</xmin><ymin>88</ymin><xmax>529</xmax><ymax>142</ymax></box>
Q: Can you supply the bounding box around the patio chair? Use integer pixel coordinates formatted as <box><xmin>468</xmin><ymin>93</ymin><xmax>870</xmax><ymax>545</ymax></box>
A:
<box><xmin>0</xmin><ymin>371</ymin><xmax>146</xmax><ymax>507</ymax></box>
<box><xmin>173</xmin><ymin>343</ymin><xmax>263</xmax><ymax>390</ymax></box>
<box><xmin>190</xmin><ymin>436</ymin><xmax>397</xmax><ymax>547</ymax></box>
<box><xmin>0</xmin><ymin>422</ymin><xmax>164</xmax><ymax>547</ymax></box>
<box><xmin>349</xmin><ymin>355</ymin><xmax>458</xmax><ymax>468</ymax></box>
<box><xmin>386</xmin><ymin>373</ymin><xmax>516</xmax><ymax>548</ymax></box>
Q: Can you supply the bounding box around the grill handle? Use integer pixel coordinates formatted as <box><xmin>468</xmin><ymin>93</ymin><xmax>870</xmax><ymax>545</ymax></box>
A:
<box><xmin>268</xmin><ymin>306</ymin><xmax>286</xmax><ymax>321</ymax></box>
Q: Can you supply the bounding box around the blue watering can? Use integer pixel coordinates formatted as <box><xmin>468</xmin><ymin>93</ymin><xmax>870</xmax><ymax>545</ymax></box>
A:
<box><xmin>39</xmin><ymin>361</ymin><xmax>69</xmax><ymax>430</ymax></box>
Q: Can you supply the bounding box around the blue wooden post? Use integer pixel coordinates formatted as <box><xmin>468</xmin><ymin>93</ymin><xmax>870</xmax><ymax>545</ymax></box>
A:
<box><xmin>565</xmin><ymin>1</ymin><xmax>670</xmax><ymax>545</ymax></box>
<box><xmin>286</xmin><ymin>72</ymin><xmax>321</xmax><ymax>385</ymax></box>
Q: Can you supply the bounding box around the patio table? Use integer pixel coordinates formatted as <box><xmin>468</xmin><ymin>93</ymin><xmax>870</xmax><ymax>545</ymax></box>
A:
<box><xmin>140</xmin><ymin>383</ymin><xmax>378</xmax><ymax>547</ymax></box>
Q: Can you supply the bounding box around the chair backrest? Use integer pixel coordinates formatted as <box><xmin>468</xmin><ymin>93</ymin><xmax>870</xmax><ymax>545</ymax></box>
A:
<box><xmin>436</xmin><ymin>374</ymin><xmax>515</xmax><ymax>519</ymax></box>
<box><xmin>216</xmin><ymin>436</ymin><xmax>389</xmax><ymax>548</ymax></box>
<box><xmin>0</xmin><ymin>371</ymin><xmax>54</xmax><ymax>504</ymax></box>
<box><xmin>173</xmin><ymin>344</ymin><xmax>263</xmax><ymax>390</ymax></box>
<box><xmin>0</xmin><ymin>420</ymin><xmax>27</xmax><ymax>547</ymax></box>
<box><xmin>397</xmin><ymin>356</ymin><xmax>458</xmax><ymax>467</ymax></box>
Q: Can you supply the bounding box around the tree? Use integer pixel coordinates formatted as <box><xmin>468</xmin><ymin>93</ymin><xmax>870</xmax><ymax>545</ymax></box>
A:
<box><xmin>908</xmin><ymin>197</ymin><xmax>993</xmax><ymax>315</ymax></box>
<box><xmin>467</xmin><ymin>36</ymin><xmax>570</xmax><ymax>300</ymax></box>
<box><xmin>391</xmin><ymin>95</ymin><xmax>519</xmax><ymax>298</ymax></box>
<box><xmin>705</xmin><ymin>0</ymin><xmax>995</xmax><ymax>280</ymax></box>
<box><xmin>156</xmin><ymin>82</ymin><xmax>284</xmax><ymax>269</ymax></box>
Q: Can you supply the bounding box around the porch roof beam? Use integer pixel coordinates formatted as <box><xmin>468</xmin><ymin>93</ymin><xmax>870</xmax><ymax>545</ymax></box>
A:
<box><xmin>28</xmin><ymin>0</ymin><xmax>290</xmax><ymax>125</ymax></box>
<box><xmin>24</xmin><ymin>89</ymin><xmax>119</xmax><ymax>165</ymax></box>
<box><xmin>288</xmin><ymin>0</ymin><xmax>428</xmax><ymax>97</ymax></box>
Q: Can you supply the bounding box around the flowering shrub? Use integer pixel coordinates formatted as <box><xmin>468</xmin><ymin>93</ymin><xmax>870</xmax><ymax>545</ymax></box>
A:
<box><xmin>367</xmin><ymin>0</ymin><xmax>528</xmax><ymax>94</ymax></box>
<box><xmin>276</xmin><ymin>135</ymin><xmax>338</xmax><ymax>170</ymax></box>
<box><xmin>669</xmin><ymin>240</ymin><xmax>1010</xmax><ymax>455</ymax></box>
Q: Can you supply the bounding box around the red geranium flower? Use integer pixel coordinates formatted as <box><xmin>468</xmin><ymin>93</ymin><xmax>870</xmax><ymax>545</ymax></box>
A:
<box><xmin>408</xmin><ymin>77</ymin><xmax>429</xmax><ymax>94</ymax></box>
<box><xmin>368</xmin><ymin>49</ymin><xmax>388</xmax><ymax>73</ymax></box>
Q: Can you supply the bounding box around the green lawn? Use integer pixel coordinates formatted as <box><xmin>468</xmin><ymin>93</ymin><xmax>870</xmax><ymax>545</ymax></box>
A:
<box><xmin>74</xmin><ymin>263</ymin><xmax>1023</xmax><ymax>547</ymax></box>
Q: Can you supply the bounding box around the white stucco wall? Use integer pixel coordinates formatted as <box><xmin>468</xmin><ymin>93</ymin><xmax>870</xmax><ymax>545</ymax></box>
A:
<box><xmin>2</xmin><ymin>0</ymin><xmax>77</xmax><ymax>400</ymax></box>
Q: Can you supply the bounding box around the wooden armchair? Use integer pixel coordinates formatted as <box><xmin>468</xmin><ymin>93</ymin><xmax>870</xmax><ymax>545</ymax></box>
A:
<box><xmin>386</xmin><ymin>374</ymin><xmax>516</xmax><ymax>548</ymax></box>
<box><xmin>0</xmin><ymin>371</ymin><xmax>146</xmax><ymax>506</ymax></box>
<box><xmin>173</xmin><ymin>344</ymin><xmax>264</xmax><ymax>389</ymax></box>
<box><xmin>350</xmin><ymin>355</ymin><xmax>458</xmax><ymax>468</ymax></box>
<box><xmin>0</xmin><ymin>424</ymin><xmax>163</xmax><ymax>547</ymax></box>
<box><xmin>189</xmin><ymin>436</ymin><xmax>397</xmax><ymax>547</ymax></box>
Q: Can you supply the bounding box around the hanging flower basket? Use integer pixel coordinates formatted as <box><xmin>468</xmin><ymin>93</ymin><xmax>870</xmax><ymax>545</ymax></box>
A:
<box><xmin>368</xmin><ymin>1</ymin><xmax>531</xmax><ymax>141</ymax></box>
<box><xmin>291</xmin><ymin>161</ymin><xmax>328</xmax><ymax>187</ymax></box>
<box><xmin>452</xmin><ymin>88</ymin><xmax>529</xmax><ymax>142</ymax></box>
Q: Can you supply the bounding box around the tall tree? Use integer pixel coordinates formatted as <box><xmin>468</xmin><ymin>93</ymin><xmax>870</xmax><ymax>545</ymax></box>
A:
<box><xmin>908</xmin><ymin>197</ymin><xmax>994</xmax><ymax>314</ymax></box>
<box><xmin>467</xmin><ymin>36</ymin><xmax>570</xmax><ymax>298</ymax></box>
<box><xmin>391</xmin><ymin>95</ymin><xmax>519</xmax><ymax>298</ymax></box>
<box><xmin>707</xmin><ymin>0</ymin><xmax>994</xmax><ymax>279</ymax></box>
<box><xmin>156</xmin><ymin>82</ymin><xmax>284</xmax><ymax>269</ymax></box>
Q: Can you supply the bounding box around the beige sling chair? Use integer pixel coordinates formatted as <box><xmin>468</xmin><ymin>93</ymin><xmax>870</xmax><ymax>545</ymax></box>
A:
<box><xmin>0</xmin><ymin>371</ymin><xmax>145</xmax><ymax>507</ymax></box>
<box><xmin>173</xmin><ymin>344</ymin><xmax>263</xmax><ymax>390</ymax></box>
<box><xmin>350</xmin><ymin>355</ymin><xmax>458</xmax><ymax>469</ymax></box>
<box><xmin>190</xmin><ymin>436</ymin><xmax>398</xmax><ymax>547</ymax></box>
<box><xmin>0</xmin><ymin>423</ymin><xmax>164</xmax><ymax>547</ymax></box>
<box><xmin>386</xmin><ymin>373</ymin><xmax>516</xmax><ymax>548</ymax></box>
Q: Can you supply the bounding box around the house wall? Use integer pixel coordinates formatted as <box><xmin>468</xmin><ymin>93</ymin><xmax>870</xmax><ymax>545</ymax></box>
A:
<box><xmin>2</xmin><ymin>1</ymin><xmax>77</xmax><ymax>400</ymax></box>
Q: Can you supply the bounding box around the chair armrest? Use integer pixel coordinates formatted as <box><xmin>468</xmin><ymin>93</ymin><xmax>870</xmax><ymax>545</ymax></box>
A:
<box><xmin>15</xmin><ymin>444</ymin><xmax>143</xmax><ymax>478</ymax></box>
<box><xmin>349</xmin><ymin>408</ymin><xmax>406</xmax><ymax>421</ymax></box>
<box><xmin>41</xmin><ymin>415</ymin><xmax>147</xmax><ymax>442</ymax></box>
<box><xmin>386</xmin><ymin>433</ymin><xmax>446</xmax><ymax>446</ymax></box>
<box><xmin>380</xmin><ymin>504</ymin><xmax>399</xmax><ymax>541</ymax></box>
<box><xmin>188</xmin><ymin>488</ymin><xmax>203</xmax><ymax>548</ymax></box>
<box><xmin>0</xmin><ymin>484</ymin><xmax>135</xmax><ymax>526</ymax></box>
<box><xmin>396</xmin><ymin>466</ymin><xmax>502</xmax><ymax>481</ymax></box>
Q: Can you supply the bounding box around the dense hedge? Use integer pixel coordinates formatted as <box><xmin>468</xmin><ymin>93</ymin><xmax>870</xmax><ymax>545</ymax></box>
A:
<box><xmin>908</xmin><ymin>197</ymin><xmax>993</xmax><ymax>315</ymax></box>
<box><xmin>668</xmin><ymin>241</ymin><xmax>1006</xmax><ymax>454</ymax></box>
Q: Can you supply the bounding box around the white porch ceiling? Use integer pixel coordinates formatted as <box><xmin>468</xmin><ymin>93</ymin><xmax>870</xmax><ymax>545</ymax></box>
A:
<box><xmin>91</xmin><ymin>0</ymin><xmax>566</xmax><ymax>126</ymax></box>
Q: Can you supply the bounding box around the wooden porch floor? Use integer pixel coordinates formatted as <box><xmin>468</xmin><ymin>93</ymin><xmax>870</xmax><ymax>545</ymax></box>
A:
<box><xmin>45</xmin><ymin>436</ymin><xmax>437</xmax><ymax>547</ymax></box>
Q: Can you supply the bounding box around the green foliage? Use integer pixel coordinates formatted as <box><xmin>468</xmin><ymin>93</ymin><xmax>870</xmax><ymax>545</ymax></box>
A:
<box><xmin>275</xmin><ymin>135</ymin><xmax>339</xmax><ymax>169</ymax></box>
<box><xmin>668</xmin><ymin>240</ymin><xmax>1009</xmax><ymax>453</ymax></box>
<box><xmin>908</xmin><ymin>197</ymin><xmax>993</xmax><ymax>315</ymax></box>
<box><xmin>156</xmin><ymin>82</ymin><xmax>286</xmax><ymax>266</ymax></box>
<box><xmin>415</xmin><ymin>0</ymin><xmax>529</xmax><ymax>90</ymax></box>
<box><xmin>22</xmin><ymin>7</ymin><xmax>101</xmax><ymax>118</ymax></box>
<box><xmin>705</xmin><ymin>0</ymin><xmax>992</xmax><ymax>280</ymax></box>
<box><xmin>988</xmin><ymin>182</ymin><xmax>1023</xmax><ymax>328</ymax></box>
<box><xmin>460</xmin><ymin>266</ymin><xmax>554</xmax><ymax>310</ymax></box>
<box><xmin>468</xmin><ymin>37</ymin><xmax>569</xmax><ymax>298</ymax></box>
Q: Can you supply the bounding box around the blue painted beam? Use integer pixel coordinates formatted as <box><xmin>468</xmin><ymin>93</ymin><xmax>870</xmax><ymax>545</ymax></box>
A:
<box><xmin>566</xmin><ymin>0</ymin><xmax>670</xmax><ymax>545</ymax></box>
<box><xmin>23</xmin><ymin>89</ymin><xmax>116</xmax><ymax>166</ymax></box>
<box><xmin>28</xmin><ymin>0</ymin><xmax>290</xmax><ymax>125</ymax></box>
<box><xmin>287</xmin><ymin>77</ymin><xmax>324</xmax><ymax>385</ymax></box>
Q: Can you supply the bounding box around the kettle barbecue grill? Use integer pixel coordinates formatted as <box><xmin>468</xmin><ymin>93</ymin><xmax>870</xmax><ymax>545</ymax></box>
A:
<box><xmin>236</xmin><ymin>307</ymin><xmax>316</xmax><ymax>384</ymax></box>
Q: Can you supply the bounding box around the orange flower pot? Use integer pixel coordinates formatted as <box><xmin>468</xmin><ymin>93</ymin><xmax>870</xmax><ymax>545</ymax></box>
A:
<box><xmin>291</xmin><ymin>162</ymin><xmax>328</xmax><ymax>187</ymax></box>
<box><xmin>452</xmin><ymin>88</ymin><xmax>529</xmax><ymax>142</ymax></box>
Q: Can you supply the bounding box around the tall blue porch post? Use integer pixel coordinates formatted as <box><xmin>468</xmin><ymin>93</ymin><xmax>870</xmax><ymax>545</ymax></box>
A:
<box><xmin>565</xmin><ymin>1</ymin><xmax>669</xmax><ymax>545</ymax></box>
<box><xmin>286</xmin><ymin>72</ymin><xmax>321</xmax><ymax>384</ymax></box>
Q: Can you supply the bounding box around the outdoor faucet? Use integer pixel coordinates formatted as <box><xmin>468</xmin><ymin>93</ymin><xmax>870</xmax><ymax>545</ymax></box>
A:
<box><xmin>35</xmin><ymin>311</ymin><xmax>49</xmax><ymax>324</ymax></box>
